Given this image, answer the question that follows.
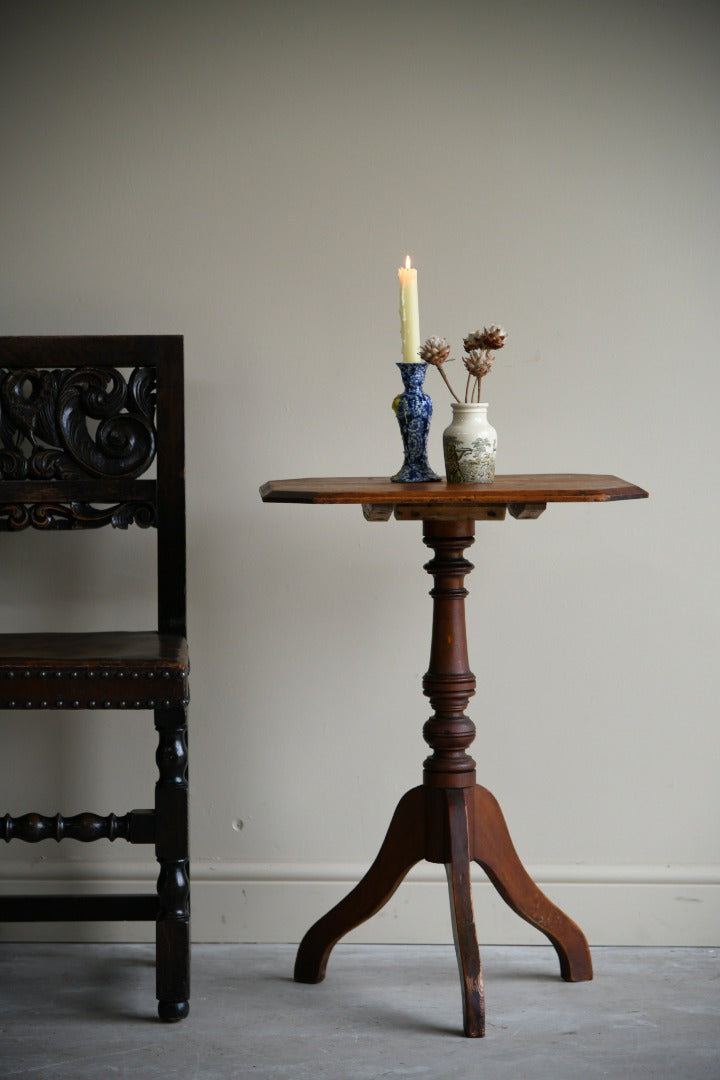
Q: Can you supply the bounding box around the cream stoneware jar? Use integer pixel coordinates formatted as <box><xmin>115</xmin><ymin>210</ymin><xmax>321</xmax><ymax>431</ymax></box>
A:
<box><xmin>442</xmin><ymin>402</ymin><xmax>497</xmax><ymax>483</ymax></box>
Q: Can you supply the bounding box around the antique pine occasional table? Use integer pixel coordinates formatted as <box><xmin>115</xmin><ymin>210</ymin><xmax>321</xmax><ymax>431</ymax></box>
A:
<box><xmin>260</xmin><ymin>475</ymin><xmax>648</xmax><ymax>1037</ymax></box>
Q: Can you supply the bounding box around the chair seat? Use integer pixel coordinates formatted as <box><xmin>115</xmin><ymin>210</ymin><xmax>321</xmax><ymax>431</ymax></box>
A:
<box><xmin>0</xmin><ymin>632</ymin><xmax>189</xmax><ymax>709</ymax></box>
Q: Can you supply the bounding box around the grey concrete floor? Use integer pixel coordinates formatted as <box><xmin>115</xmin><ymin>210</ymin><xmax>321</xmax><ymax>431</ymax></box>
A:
<box><xmin>0</xmin><ymin>944</ymin><xmax>718</xmax><ymax>1079</ymax></box>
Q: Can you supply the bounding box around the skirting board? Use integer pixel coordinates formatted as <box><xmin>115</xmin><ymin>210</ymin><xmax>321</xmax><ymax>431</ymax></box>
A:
<box><xmin>0</xmin><ymin>861</ymin><xmax>717</xmax><ymax>945</ymax></box>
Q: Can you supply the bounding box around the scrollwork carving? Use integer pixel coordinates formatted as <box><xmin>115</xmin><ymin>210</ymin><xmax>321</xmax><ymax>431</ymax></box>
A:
<box><xmin>0</xmin><ymin>503</ymin><xmax>30</xmax><ymax>529</ymax></box>
<box><xmin>0</xmin><ymin>369</ymin><xmax>62</xmax><ymax>448</ymax></box>
<box><xmin>0</xmin><ymin>365</ymin><xmax>157</xmax><ymax>480</ymax></box>
<box><xmin>0</xmin><ymin>448</ymin><xmax>29</xmax><ymax>479</ymax></box>
<box><xmin>56</xmin><ymin>367</ymin><xmax>156</xmax><ymax>477</ymax></box>
<box><xmin>0</xmin><ymin>502</ymin><xmax>156</xmax><ymax>531</ymax></box>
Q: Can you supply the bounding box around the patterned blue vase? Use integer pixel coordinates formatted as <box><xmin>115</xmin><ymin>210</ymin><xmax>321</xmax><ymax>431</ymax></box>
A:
<box><xmin>391</xmin><ymin>363</ymin><xmax>441</xmax><ymax>483</ymax></box>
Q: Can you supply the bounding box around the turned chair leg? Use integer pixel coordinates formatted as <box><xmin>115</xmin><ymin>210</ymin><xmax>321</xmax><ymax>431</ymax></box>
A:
<box><xmin>155</xmin><ymin>708</ymin><xmax>190</xmax><ymax>1020</ymax></box>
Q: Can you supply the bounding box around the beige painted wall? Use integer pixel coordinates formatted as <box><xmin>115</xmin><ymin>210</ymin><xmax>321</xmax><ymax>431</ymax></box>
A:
<box><xmin>1</xmin><ymin>0</ymin><xmax>718</xmax><ymax>946</ymax></box>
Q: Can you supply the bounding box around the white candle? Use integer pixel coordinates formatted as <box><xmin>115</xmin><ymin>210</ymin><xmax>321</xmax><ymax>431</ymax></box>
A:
<box><xmin>398</xmin><ymin>255</ymin><xmax>420</xmax><ymax>364</ymax></box>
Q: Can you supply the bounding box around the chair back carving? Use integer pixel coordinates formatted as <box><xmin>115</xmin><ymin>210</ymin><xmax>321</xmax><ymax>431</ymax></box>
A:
<box><xmin>0</xmin><ymin>336</ymin><xmax>186</xmax><ymax>636</ymax></box>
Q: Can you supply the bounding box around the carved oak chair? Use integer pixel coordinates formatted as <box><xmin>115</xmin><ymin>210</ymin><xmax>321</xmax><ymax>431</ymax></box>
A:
<box><xmin>0</xmin><ymin>336</ymin><xmax>189</xmax><ymax>1021</ymax></box>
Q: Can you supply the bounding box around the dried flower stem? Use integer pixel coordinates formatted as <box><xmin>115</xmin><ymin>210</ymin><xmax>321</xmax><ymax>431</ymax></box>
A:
<box><xmin>420</xmin><ymin>326</ymin><xmax>506</xmax><ymax>406</ymax></box>
<box><xmin>439</xmin><ymin>365</ymin><xmax>462</xmax><ymax>403</ymax></box>
<box><xmin>466</xmin><ymin>374</ymin><xmax>482</xmax><ymax>402</ymax></box>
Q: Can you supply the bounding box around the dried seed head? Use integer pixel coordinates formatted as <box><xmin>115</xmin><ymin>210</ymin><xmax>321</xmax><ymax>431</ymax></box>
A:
<box><xmin>463</xmin><ymin>325</ymin><xmax>507</xmax><ymax>352</ymax></box>
<box><xmin>463</xmin><ymin>349</ymin><xmax>493</xmax><ymax>378</ymax></box>
<box><xmin>419</xmin><ymin>336</ymin><xmax>451</xmax><ymax>366</ymax></box>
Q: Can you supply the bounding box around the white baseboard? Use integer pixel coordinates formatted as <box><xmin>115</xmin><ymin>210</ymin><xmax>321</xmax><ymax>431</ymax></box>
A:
<box><xmin>0</xmin><ymin>860</ymin><xmax>717</xmax><ymax>946</ymax></box>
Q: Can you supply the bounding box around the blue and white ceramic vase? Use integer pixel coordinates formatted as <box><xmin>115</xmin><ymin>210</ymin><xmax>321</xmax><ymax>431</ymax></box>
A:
<box><xmin>391</xmin><ymin>363</ymin><xmax>441</xmax><ymax>483</ymax></box>
<box><xmin>443</xmin><ymin>402</ymin><xmax>497</xmax><ymax>483</ymax></box>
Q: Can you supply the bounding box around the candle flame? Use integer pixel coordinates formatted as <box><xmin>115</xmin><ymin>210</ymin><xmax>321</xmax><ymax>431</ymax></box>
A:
<box><xmin>405</xmin><ymin>255</ymin><xmax>412</xmax><ymax>269</ymax></box>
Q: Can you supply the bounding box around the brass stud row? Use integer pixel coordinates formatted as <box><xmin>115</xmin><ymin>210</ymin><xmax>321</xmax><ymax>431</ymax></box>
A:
<box><xmin>1</xmin><ymin>669</ymin><xmax>185</xmax><ymax>680</ymax></box>
<box><xmin>0</xmin><ymin>698</ymin><xmax>188</xmax><ymax>709</ymax></box>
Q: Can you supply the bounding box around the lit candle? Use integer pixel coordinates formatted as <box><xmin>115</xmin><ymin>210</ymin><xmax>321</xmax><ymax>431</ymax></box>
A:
<box><xmin>398</xmin><ymin>255</ymin><xmax>420</xmax><ymax>364</ymax></box>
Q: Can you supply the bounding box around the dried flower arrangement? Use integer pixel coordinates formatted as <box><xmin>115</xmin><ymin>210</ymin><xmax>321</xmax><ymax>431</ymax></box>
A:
<box><xmin>419</xmin><ymin>325</ymin><xmax>507</xmax><ymax>403</ymax></box>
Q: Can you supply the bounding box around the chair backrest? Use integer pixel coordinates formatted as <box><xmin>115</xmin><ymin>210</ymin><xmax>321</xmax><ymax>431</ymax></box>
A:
<box><xmin>0</xmin><ymin>336</ymin><xmax>186</xmax><ymax>637</ymax></box>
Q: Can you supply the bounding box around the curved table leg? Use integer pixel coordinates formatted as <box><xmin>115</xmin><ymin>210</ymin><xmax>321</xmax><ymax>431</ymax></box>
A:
<box><xmin>294</xmin><ymin>786</ymin><xmax>426</xmax><ymax>984</ymax></box>
<box><xmin>471</xmin><ymin>785</ymin><xmax>593</xmax><ymax>982</ymax></box>
<box><xmin>444</xmin><ymin>788</ymin><xmax>485</xmax><ymax>1037</ymax></box>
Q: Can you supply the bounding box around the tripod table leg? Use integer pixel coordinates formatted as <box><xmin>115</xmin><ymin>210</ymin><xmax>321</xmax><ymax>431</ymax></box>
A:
<box><xmin>294</xmin><ymin>785</ymin><xmax>426</xmax><ymax>984</ymax></box>
<box><xmin>471</xmin><ymin>785</ymin><xmax>593</xmax><ymax>982</ymax></box>
<box><xmin>444</xmin><ymin>787</ymin><xmax>485</xmax><ymax>1037</ymax></box>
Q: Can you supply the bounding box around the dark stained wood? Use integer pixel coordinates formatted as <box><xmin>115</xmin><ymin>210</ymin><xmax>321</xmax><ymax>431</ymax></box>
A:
<box><xmin>155</xmin><ymin>338</ymin><xmax>187</xmax><ymax>638</ymax></box>
<box><xmin>154</xmin><ymin>707</ymin><xmax>190</xmax><ymax>1020</ymax></box>
<box><xmin>0</xmin><ymin>479</ymin><xmax>156</xmax><ymax>503</ymax></box>
<box><xmin>0</xmin><ymin>335</ymin><xmax>180</xmax><ymax>368</ymax></box>
<box><xmin>0</xmin><ymin>894</ymin><xmax>157</xmax><ymax>921</ymax></box>
<box><xmin>0</xmin><ymin>634</ymin><xmax>188</xmax><ymax>707</ymax></box>
<box><xmin>0</xmin><ymin>631</ymin><xmax>188</xmax><ymax>665</ymax></box>
<box><xmin>261</xmin><ymin>474</ymin><xmax>648</xmax><ymax>507</ymax></box>
<box><xmin>1</xmin><ymin>809</ymin><xmax>155</xmax><ymax>844</ymax></box>
<box><xmin>0</xmin><ymin>336</ymin><xmax>189</xmax><ymax>1022</ymax></box>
